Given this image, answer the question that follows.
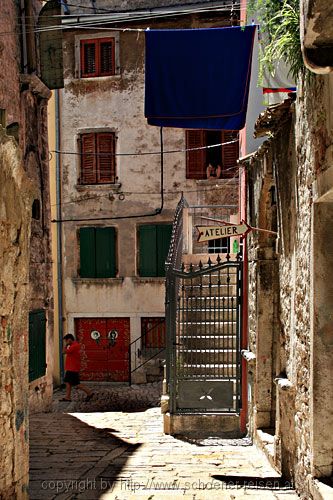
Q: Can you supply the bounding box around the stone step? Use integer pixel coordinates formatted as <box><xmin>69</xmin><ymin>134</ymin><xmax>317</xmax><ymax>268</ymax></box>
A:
<box><xmin>179</xmin><ymin>335</ymin><xmax>238</xmax><ymax>349</ymax></box>
<box><xmin>180</xmin><ymin>363</ymin><xmax>237</xmax><ymax>377</ymax></box>
<box><xmin>185</xmin><ymin>295</ymin><xmax>238</xmax><ymax>306</ymax></box>
<box><xmin>180</xmin><ymin>307</ymin><xmax>238</xmax><ymax>322</ymax></box>
<box><xmin>179</xmin><ymin>321</ymin><xmax>238</xmax><ymax>335</ymax></box>
<box><xmin>182</xmin><ymin>284</ymin><xmax>238</xmax><ymax>297</ymax></box>
<box><xmin>181</xmin><ymin>349</ymin><xmax>237</xmax><ymax>364</ymax></box>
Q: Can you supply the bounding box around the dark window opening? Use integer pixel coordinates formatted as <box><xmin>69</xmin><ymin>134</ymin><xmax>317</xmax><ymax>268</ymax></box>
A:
<box><xmin>186</xmin><ymin>129</ymin><xmax>239</xmax><ymax>180</ymax></box>
<box><xmin>32</xmin><ymin>199</ymin><xmax>41</xmax><ymax>220</ymax></box>
<box><xmin>29</xmin><ymin>310</ymin><xmax>47</xmax><ymax>382</ymax></box>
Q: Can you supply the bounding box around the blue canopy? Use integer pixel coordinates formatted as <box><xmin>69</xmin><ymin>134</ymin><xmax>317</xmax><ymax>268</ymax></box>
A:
<box><xmin>145</xmin><ymin>26</ymin><xmax>256</xmax><ymax>130</ymax></box>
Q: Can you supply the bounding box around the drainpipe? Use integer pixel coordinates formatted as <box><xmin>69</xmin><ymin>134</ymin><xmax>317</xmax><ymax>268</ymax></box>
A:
<box><xmin>20</xmin><ymin>0</ymin><xmax>28</xmax><ymax>73</ymax></box>
<box><xmin>55</xmin><ymin>89</ymin><xmax>64</xmax><ymax>382</ymax></box>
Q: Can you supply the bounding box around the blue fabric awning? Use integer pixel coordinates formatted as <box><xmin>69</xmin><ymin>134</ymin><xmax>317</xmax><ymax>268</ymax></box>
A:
<box><xmin>145</xmin><ymin>26</ymin><xmax>256</xmax><ymax>130</ymax></box>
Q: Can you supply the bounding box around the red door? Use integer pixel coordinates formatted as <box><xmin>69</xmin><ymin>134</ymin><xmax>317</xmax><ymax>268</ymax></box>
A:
<box><xmin>75</xmin><ymin>318</ymin><xmax>130</xmax><ymax>382</ymax></box>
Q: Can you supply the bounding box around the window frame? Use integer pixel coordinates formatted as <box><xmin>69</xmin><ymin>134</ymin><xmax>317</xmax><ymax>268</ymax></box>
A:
<box><xmin>141</xmin><ymin>317</ymin><xmax>166</xmax><ymax>349</ymax></box>
<box><xmin>138</xmin><ymin>224</ymin><xmax>173</xmax><ymax>278</ymax></box>
<box><xmin>79</xmin><ymin>131</ymin><xmax>116</xmax><ymax>185</ymax></box>
<box><xmin>80</xmin><ymin>37</ymin><xmax>116</xmax><ymax>78</ymax></box>
<box><xmin>79</xmin><ymin>226</ymin><xmax>117</xmax><ymax>278</ymax></box>
<box><xmin>185</xmin><ymin>129</ymin><xmax>239</xmax><ymax>180</ymax></box>
<box><xmin>29</xmin><ymin>309</ymin><xmax>47</xmax><ymax>382</ymax></box>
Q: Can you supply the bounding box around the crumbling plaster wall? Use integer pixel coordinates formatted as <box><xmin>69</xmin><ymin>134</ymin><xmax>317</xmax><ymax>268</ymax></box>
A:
<box><xmin>0</xmin><ymin>128</ymin><xmax>33</xmax><ymax>498</ymax></box>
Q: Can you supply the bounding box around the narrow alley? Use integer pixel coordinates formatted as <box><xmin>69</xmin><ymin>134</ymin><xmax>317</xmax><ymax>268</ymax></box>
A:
<box><xmin>29</xmin><ymin>385</ymin><xmax>298</xmax><ymax>500</ymax></box>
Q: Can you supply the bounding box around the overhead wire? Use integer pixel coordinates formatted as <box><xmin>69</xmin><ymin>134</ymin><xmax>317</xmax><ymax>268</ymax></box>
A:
<box><xmin>0</xmin><ymin>2</ymin><xmax>245</xmax><ymax>37</ymax></box>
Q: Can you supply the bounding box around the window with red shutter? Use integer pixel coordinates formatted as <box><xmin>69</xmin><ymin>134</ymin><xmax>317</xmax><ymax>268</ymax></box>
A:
<box><xmin>185</xmin><ymin>129</ymin><xmax>239</xmax><ymax>180</ymax></box>
<box><xmin>80</xmin><ymin>132</ymin><xmax>116</xmax><ymax>185</ymax></box>
<box><xmin>80</xmin><ymin>38</ymin><xmax>115</xmax><ymax>78</ymax></box>
<box><xmin>186</xmin><ymin>130</ymin><xmax>206</xmax><ymax>179</ymax></box>
<box><xmin>221</xmin><ymin>130</ymin><xmax>239</xmax><ymax>178</ymax></box>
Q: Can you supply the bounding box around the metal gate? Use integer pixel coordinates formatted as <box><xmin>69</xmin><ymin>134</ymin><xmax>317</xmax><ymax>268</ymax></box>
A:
<box><xmin>165</xmin><ymin>197</ymin><xmax>243</xmax><ymax>414</ymax></box>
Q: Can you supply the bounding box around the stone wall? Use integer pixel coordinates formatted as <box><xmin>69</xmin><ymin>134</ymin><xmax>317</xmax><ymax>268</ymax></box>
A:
<box><xmin>0</xmin><ymin>0</ymin><xmax>53</xmax><ymax>494</ymax></box>
<box><xmin>0</xmin><ymin>129</ymin><xmax>33</xmax><ymax>497</ymax></box>
<box><xmin>245</xmin><ymin>73</ymin><xmax>333</xmax><ymax>498</ymax></box>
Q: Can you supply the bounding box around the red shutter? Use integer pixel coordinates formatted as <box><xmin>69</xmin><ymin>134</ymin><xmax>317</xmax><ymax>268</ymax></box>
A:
<box><xmin>99</xmin><ymin>40</ymin><xmax>114</xmax><ymax>76</ymax></box>
<box><xmin>80</xmin><ymin>40</ymin><xmax>97</xmax><ymax>77</ymax></box>
<box><xmin>186</xmin><ymin>130</ymin><xmax>206</xmax><ymax>179</ymax></box>
<box><xmin>221</xmin><ymin>130</ymin><xmax>239</xmax><ymax>178</ymax></box>
<box><xmin>81</xmin><ymin>134</ymin><xmax>96</xmax><ymax>184</ymax></box>
<box><xmin>96</xmin><ymin>133</ymin><xmax>115</xmax><ymax>183</ymax></box>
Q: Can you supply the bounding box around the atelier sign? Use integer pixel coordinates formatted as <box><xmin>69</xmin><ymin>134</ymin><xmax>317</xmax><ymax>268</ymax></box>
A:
<box><xmin>197</xmin><ymin>224</ymin><xmax>249</xmax><ymax>243</ymax></box>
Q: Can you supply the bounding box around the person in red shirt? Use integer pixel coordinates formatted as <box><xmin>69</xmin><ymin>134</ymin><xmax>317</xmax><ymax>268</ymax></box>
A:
<box><xmin>62</xmin><ymin>334</ymin><xmax>94</xmax><ymax>402</ymax></box>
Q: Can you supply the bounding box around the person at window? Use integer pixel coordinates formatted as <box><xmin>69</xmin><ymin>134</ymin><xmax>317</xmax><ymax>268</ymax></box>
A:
<box><xmin>206</xmin><ymin>163</ymin><xmax>222</xmax><ymax>180</ymax></box>
<box><xmin>61</xmin><ymin>334</ymin><xmax>94</xmax><ymax>402</ymax></box>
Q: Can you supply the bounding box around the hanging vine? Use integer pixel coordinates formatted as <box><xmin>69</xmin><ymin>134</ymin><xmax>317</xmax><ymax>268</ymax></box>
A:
<box><xmin>248</xmin><ymin>0</ymin><xmax>305</xmax><ymax>82</ymax></box>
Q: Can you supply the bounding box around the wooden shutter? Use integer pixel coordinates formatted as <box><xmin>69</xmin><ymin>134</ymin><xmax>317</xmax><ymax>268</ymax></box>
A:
<box><xmin>221</xmin><ymin>130</ymin><xmax>239</xmax><ymax>178</ymax></box>
<box><xmin>139</xmin><ymin>225</ymin><xmax>157</xmax><ymax>277</ymax></box>
<box><xmin>95</xmin><ymin>227</ymin><xmax>116</xmax><ymax>278</ymax></box>
<box><xmin>29</xmin><ymin>310</ymin><xmax>46</xmax><ymax>382</ymax></box>
<box><xmin>80</xmin><ymin>227</ymin><xmax>96</xmax><ymax>277</ymax></box>
<box><xmin>156</xmin><ymin>224</ymin><xmax>172</xmax><ymax>277</ymax></box>
<box><xmin>96</xmin><ymin>133</ymin><xmax>115</xmax><ymax>183</ymax></box>
<box><xmin>186</xmin><ymin>130</ymin><xmax>206</xmax><ymax>179</ymax></box>
<box><xmin>81</xmin><ymin>133</ymin><xmax>96</xmax><ymax>184</ymax></box>
<box><xmin>99</xmin><ymin>39</ymin><xmax>114</xmax><ymax>75</ymax></box>
<box><xmin>81</xmin><ymin>40</ymin><xmax>97</xmax><ymax>77</ymax></box>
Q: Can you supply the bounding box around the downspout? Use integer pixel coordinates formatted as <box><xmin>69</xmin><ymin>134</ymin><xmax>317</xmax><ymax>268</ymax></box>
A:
<box><xmin>20</xmin><ymin>0</ymin><xmax>28</xmax><ymax>73</ymax></box>
<box><xmin>55</xmin><ymin>89</ymin><xmax>64</xmax><ymax>381</ymax></box>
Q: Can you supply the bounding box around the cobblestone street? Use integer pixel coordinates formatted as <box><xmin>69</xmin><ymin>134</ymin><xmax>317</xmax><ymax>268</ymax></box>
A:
<box><xmin>29</xmin><ymin>384</ymin><xmax>299</xmax><ymax>499</ymax></box>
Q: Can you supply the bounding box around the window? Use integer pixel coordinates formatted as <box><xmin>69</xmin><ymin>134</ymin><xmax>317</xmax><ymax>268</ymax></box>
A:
<box><xmin>141</xmin><ymin>317</ymin><xmax>166</xmax><ymax>348</ymax></box>
<box><xmin>208</xmin><ymin>237</ymin><xmax>230</xmax><ymax>254</ymax></box>
<box><xmin>139</xmin><ymin>224</ymin><xmax>172</xmax><ymax>277</ymax></box>
<box><xmin>29</xmin><ymin>310</ymin><xmax>46</xmax><ymax>382</ymax></box>
<box><xmin>80</xmin><ymin>38</ymin><xmax>115</xmax><ymax>77</ymax></box>
<box><xmin>80</xmin><ymin>227</ymin><xmax>116</xmax><ymax>278</ymax></box>
<box><xmin>80</xmin><ymin>132</ymin><xmax>116</xmax><ymax>185</ymax></box>
<box><xmin>186</xmin><ymin>129</ymin><xmax>239</xmax><ymax>179</ymax></box>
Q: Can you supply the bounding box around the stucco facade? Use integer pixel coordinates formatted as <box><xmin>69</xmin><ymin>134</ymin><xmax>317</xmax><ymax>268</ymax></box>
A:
<box><xmin>57</xmin><ymin>2</ymin><xmax>239</xmax><ymax>383</ymax></box>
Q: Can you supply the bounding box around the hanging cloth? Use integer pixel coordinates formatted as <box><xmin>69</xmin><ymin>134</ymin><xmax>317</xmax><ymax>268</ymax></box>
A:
<box><xmin>145</xmin><ymin>25</ymin><xmax>256</xmax><ymax>130</ymax></box>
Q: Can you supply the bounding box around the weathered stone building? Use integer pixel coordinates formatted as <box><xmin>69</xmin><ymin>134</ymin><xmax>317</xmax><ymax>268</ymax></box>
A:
<box><xmin>241</xmin><ymin>2</ymin><xmax>333</xmax><ymax>496</ymax></box>
<box><xmin>0</xmin><ymin>0</ymin><xmax>53</xmax><ymax>495</ymax></box>
<box><xmin>54</xmin><ymin>0</ymin><xmax>240</xmax><ymax>384</ymax></box>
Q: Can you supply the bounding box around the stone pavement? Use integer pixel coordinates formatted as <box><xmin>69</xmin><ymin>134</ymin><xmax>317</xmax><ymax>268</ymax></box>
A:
<box><xmin>30</xmin><ymin>384</ymin><xmax>299</xmax><ymax>500</ymax></box>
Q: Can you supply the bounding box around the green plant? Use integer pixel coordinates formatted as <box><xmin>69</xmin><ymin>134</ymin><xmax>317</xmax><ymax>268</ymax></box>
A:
<box><xmin>248</xmin><ymin>0</ymin><xmax>304</xmax><ymax>82</ymax></box>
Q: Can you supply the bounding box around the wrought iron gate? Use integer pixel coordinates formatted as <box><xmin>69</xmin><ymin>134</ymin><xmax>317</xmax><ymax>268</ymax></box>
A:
<box><xmin>165</xmin><ymin>197</ymin><xmax>243</xmax><ymax>414</ymax></box>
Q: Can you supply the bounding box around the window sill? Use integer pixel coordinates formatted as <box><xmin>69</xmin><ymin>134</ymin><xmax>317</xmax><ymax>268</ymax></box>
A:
<box><xmin>70</xmin><ymin>74</ymin><xmax>121</xmax><ymax>83</ymax></box>
<box><xmin>196</xmin><ymin>178</ymin><xmax>239</xmax><ymax>185</ymax></box>
<box><xmin>132</xmin><ymin>277</ymin><xmax>166</xmax><ymax>284</ymax></box>
<box><xmin>75</xmin><ymin>183</ymin><xmax>122</xmax><ymax>192</ymax></box>
<box><xmin>72</xmin><ymin>277</ymin><xmax>124</xmax><ymax>285</ymax></box>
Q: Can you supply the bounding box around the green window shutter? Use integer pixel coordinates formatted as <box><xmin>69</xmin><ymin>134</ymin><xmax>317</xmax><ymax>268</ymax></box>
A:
<box><xmin>139</xmin><ymin>225</ymin><xmax>157</xmax><ymax>277</ymax></box>
<box><xmin>95</xmin><ymin>227</ymin><xmax>116</xmax><ymax>278</ymax></box>
<box><xmin>80</xmin><ymin>227</ymin><xmax>96</xmax><ymax>277</ymax></box>
<box><xmin>156</xmin><ymin>225</ymin><xmax>172</xmax><ymax>277</ymax></box>
<box><xmin>29</xmin><ymin>310</ymin><xmax>46</xmax><ymax>382</ymax></box>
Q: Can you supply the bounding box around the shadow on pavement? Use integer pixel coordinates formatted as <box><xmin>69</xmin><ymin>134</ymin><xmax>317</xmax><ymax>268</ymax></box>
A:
<box><xmin>211</xmin><ymin>475</ymin><xmax>295</xmax><ymax>490</ymax></box>
<box><xmin>29</xmin><ymin>412</ymin><xmax>141</xmax><ymax>499</ymax></box>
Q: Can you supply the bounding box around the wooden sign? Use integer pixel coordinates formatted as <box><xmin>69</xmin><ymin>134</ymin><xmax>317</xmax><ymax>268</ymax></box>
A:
<box><xmin>197</xmin><ymin>223</ymin><xmax>250</xmax><ymax>243</ymax></box>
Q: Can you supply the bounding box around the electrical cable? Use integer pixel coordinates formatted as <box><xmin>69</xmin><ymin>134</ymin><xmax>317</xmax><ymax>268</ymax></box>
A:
<box><xmin>51</xmin><ymin>139</ymin><xmax>239</xmax><ymax>159</ymax></box>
